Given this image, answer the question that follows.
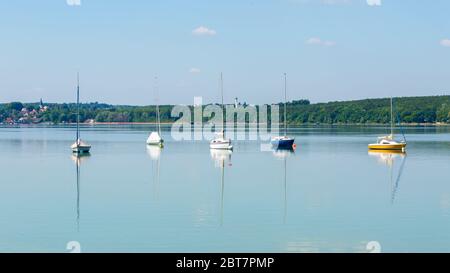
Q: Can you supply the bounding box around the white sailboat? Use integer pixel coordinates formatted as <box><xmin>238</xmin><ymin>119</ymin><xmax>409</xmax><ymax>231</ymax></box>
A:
<box><xmin>210</xmin><ymin>73</ymin><xmax>233</xmax><ymax>150</ymax></box>
<box><xmin>271</xmin><ymin>73</ymin><xmax>295</xmax><ymax>149</ymax></box>
<box><xmin>210</xmin><ymin>131</ymin><xmax>232</xmax><ymax>150</ymax></box>
<box><xmin>71</xmin><ymin>73</ymin><xmax>91</xmax><ymax>154</ymax></box>
<box><xmin>147</xmin><ymin>76</ymin><xmax>164</xmax><ymax>147</ymax></box>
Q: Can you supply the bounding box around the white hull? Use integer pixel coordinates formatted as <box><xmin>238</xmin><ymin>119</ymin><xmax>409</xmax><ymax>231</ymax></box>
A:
<box><xmin>147</xmin><ymin>132</ymin><xmax>164</xmax><ymax>146</ymax></box>
<box><xmin>71</xmin><ymin>144</ymin><xmax>91</xmax><ymax>154</ymax></box>
<box><xmin>210</xmin><ymin>143</ymin><xmax>233</xmax><ymax>150</ymax></box>
<box><xmin>147</xmin><ymin>141</ymin><xmax>163</xmax><ymax>146</ymax></box>
<box><xmin>210</xmin><ymin>139</ymin><xmax>233</xmax><ymax>150</ymax></box>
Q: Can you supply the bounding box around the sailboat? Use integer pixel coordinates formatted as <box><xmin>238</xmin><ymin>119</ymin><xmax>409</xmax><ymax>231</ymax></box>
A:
<box><xmin>147</xmin><ymin>76</ymin><xmax>164</xmax><ymax>147</ymax></box>
<box><xmin>210</xmin><ymin>73</ymin><xmax>233</xmax><ymax>150</ymax></box>
<box><xmin>71</xmin><ymin>73</ymin><xmax>91</xmax><ymax>154</ymax></box>
<box><xmin>368</xmin><ymin>97</ymin><xmax>406</xmax><ymax>151</ymax></box>
<box><xmin>271</xmin><ymin>73</ymin><xmax>295</xmax><ymax>149</ymax></box>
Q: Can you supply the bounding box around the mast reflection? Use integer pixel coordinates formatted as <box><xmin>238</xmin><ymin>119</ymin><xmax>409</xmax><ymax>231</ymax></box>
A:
<box><xmin>369</xmin><ymin>150</ymin><xmax>407</xmax><ymax>204</ymax></box>
<box><xmin>147</xmin><ymin>145</ymin><xmax>162</xmax><ymax>200</ymax></box>
<box><xmin>71</xmin><ymin>153</ymin><xmax>90</xmax><ymax>232</ymax></box>
<box><xmin>272</xmin><ymin>148</ymin><xmax>295</xmax><ymax>224</ymax></box>
<box><xmin>210</xmin><ymin>149</ymin><xmax>233</xmax><ymax>226</ymax></box>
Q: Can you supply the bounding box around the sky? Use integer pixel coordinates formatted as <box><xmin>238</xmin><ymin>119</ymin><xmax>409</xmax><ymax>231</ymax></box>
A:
<box><xmin>0</xmin><ymin>0</ymin><xmax>449</xmax><ymax>105</ymax></box>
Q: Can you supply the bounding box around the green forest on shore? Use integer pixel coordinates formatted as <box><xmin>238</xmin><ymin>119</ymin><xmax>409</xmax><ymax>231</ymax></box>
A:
<box><xmin>1</xmin><ymin>95</ymin><xmax>450</xmax><ymax>125</ymax></box>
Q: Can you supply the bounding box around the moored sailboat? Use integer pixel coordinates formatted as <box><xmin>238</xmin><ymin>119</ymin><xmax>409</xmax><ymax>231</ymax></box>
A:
<box><xmin>71</xmin><ymin>73</ymin><xmax>91</xmax><ymax>154</ymax></box>
<box><xmin>147</xmin><ymin>76</ymin><xmax>164</xmax><ymax>147</ymax></box>
<box><xmin>210</xmin><ymin>73</ymin><xmax>233</xmax><ymax>150</ymax></box>
<box><xmin>271</xmin><ymin>73</ymin><xmax>295</xmax><ymax>149</ymax></box>
<box><xmin>368</xmin><ymin>97</ymin><xmax>406</xmax><ymax>151</ymax></box>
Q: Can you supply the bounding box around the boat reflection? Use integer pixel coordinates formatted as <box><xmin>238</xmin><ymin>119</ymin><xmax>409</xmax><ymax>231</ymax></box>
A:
<box><xmin>369</xmin><ymin>150</ymin><xmax>407</xmax><ymax>204</ymax></box>
<box><xmin>146</xmin><ymin>143</ymin><xmax>162</xmax><ymax>161</ymax></box>
<box><xmin>71</xmin><ymin>153</ymin><xmax>91</xmax><ymax>231</ymax></box>
<box><xmin>272</xmin><ymin>147</ymin><xmax>295</xmax><ymax>160</ymax></box>
<box><xmin>147</xmin><ymin>145</ymin><xmax>162</xmax><ymax>200</ymax></box>
<box><xmin>272</xmin><ymin>147</ymin><xmax>295</xmax><ymax>223</ymax></box>
<box><xmin>210</xmin><ymin>149</ymin><xmax>233</xmax><ymax>226</ymax></box>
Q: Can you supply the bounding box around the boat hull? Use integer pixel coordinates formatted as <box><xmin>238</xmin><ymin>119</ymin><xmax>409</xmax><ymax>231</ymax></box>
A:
<box><xmin>210</xmin><ymin>143</ymin><xmax>233</xmax><ymax>150</ymax></box>
<box><xmin>71</xmin><ymin>140</ymin><xmax>91</xmax><ymax>154</ymax></box>
<box><xmin>368</xmin><ymin>149</ymin><xmax>406</xmax><ymax>155</ymax></box>
<box><xmin>71</xmin><ymin>145</ymin><xmax>91</xmax><ymax>154</ymax></box>
<box><xmin>147</xmin><ymin>139</ymin><xmax>164</xmax><ymax>147</ymax></box>
<box><xmin>368</xmin><ymin>143</ymin><xmax>406</xmax><ymax>151</ymax></box>
<box><xmin>147</xmin><ymin>132</ymin><xmax>164</xmax><ymax>147</ymax></box>
<box><xmin>210</xmin><ymin>139</ymin><xmax>233</xmax><ymax>150</ymax></box>
<box><xmin>271</xmin><ymin>138</ymin><xmax>295</xmax><ymax>149</ymax></box>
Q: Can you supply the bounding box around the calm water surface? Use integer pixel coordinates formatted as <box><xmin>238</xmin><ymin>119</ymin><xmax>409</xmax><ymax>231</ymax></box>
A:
<box><xmin>0</xmin><ymin>125</ymin><xmax>449</xmax><ymax>253</ymax></box>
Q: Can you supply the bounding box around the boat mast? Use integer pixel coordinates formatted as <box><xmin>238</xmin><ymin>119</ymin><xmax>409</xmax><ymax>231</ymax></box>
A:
<box><xmin>221</xmin><ymin>73</ymin><xmax>225</xmax><ymax>135</ymax></box>
<box><xmin>390</xmin><ymin>97</ymin><xmax>394</xmax><ymax>137</ymax></box>
<box><xmin>220</xmin><ymin>158</ymin><xmax>225</xmax><ymax>226</ymax></box>
<box><xmin>284</xmin><ymin>73</ymin><xmax>287</xmax><ymax>136</ymax></box>
<box><xmin>155</xmin><ymin>76</ymin><xmax>161</xmax><ymax>135</ymax></box>
<box><xmin>76</xmin><ymin>73</ymin><xmax>80</xmax><ymax>142</ymax></box>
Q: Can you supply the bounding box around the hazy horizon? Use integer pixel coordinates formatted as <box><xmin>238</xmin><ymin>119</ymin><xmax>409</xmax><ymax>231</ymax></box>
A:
<box><xmin>3</xmin><ymin>93</ymin><xmax>450</xmax><ymax>107</ymax></box>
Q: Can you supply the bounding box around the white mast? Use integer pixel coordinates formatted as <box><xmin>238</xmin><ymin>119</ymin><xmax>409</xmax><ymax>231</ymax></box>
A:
<box><xmin>221</xmin><ymin>73</ymin><xmax>225</xmax><ymax>135</ymax></box>
<box><xmin>284</xmin><ymin>73</ymin><xmax>287</xmax><ymax>136</ymax></box>
<box><xmin>76</xmin><ymin>72</ymin><xmax>80</xmax><ymax>142</ymax></box>
<box><xmin>390</xmin><ymin>97</ymin><xmax>394</xmax><ymax>137</ymax></box>
<box><xmin>155</xmin><ymin>76</ymin><xmax>161</xmax><ymax>135</ymax></box>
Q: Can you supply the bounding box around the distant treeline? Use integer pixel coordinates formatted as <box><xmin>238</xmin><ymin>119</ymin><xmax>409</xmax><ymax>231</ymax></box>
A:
<box><xmin>285</xmin><ymin>96</ymin><xmax>450</xmax><ymax>124</ymax></box>
<box><xmin>1</xmin><ymin>96</ymin><xmax>450</xmax><ymax>124</ymax></box>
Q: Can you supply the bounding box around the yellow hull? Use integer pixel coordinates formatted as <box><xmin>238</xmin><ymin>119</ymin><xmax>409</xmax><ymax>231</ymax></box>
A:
<box><xmin>368</xmin><ymin>143</ymin><xmax>406</xmax><ymax>151</ymax></box>
<box><xmin>368</xmin><ymin>149</ymin><xmax>406</xmax><ymax>155</ymax></box>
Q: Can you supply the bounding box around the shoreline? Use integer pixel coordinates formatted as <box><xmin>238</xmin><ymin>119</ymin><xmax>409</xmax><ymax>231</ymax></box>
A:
<box><xmin>1</xmin><ymin>122</ymin><xmax>449</xmax><ymax>127</ymax></box>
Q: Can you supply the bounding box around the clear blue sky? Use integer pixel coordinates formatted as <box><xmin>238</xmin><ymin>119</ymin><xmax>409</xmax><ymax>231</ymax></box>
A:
<box><xmin>1</xmin><ymin>0</ymin><xmax>449</xmax><ymax>105</ymax></box>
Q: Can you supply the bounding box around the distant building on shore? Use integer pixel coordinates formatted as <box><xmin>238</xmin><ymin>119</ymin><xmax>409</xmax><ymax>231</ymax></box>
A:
<box><xmin>39</xmin><ymin>98</ymin><xmax>49</xmax><ymax>112</ymax></box>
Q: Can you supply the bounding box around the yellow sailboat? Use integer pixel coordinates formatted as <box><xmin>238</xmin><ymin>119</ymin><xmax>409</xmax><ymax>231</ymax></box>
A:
<box><xmin>368</xmin><ymin>97</ymin><xmax>406</xmax><ymax>151</ymax></box>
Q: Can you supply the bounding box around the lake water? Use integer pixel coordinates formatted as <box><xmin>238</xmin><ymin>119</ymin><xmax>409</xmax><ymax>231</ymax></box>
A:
<box><xmin>0</xmin><ymin>125</ymin><xmax>450</xmax><ymax>253</ymax></box>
